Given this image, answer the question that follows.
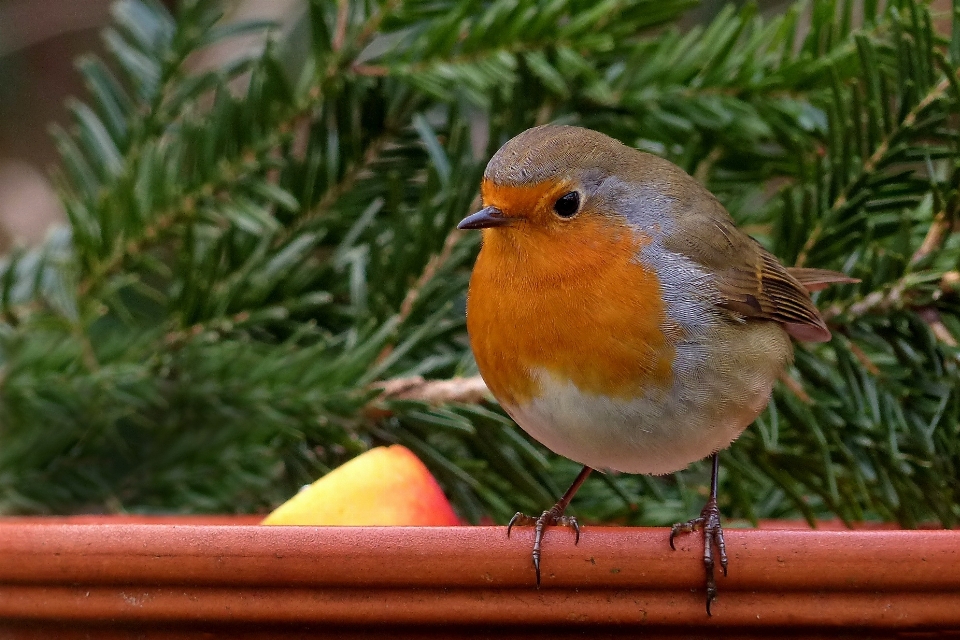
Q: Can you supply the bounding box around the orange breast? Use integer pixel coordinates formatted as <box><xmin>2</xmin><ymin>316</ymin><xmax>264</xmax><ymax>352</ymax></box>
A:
<box><xmin>466</xmin><ymin>215</ymin><xmax>674</xmax><ymax>407</ymax></box>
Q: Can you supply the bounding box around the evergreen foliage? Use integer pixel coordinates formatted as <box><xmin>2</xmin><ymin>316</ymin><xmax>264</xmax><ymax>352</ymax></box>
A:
<box><xmin>0</xmin><ymin>0</ymin><xmax>958</xmax><ymax>527</ymax></box>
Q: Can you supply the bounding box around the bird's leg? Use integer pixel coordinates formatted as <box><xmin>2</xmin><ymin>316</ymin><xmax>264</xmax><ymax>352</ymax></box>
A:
<box><xmin>669</xmin><ymin>452</ymin><xmax>728</xmax><ymax>616</ymax></box>
<box><xmin>507</xmin><ymin>465</ymin><xmax>593</xmax><ymax>587</ymax></box>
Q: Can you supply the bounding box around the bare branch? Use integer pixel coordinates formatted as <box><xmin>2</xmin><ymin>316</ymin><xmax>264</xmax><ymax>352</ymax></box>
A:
<box><xmin>366</xmin><ymin>376</ymin><xmax>492</xmax><ymax>418</ymax></box>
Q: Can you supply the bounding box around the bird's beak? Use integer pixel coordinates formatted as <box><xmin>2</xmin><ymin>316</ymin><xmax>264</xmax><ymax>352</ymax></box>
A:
<box><xmin>457</xmin><ymin>206</ymin><xmax>511</xmax><ymax>230</ymax></box>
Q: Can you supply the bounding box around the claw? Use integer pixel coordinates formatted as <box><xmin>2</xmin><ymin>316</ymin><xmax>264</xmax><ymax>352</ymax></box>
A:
<box><xmin>510</xmin><ymin>507</ymin><xmax>580</xmax><ymax>587</ymax></box>
<box><xmin>670</xmin><ymin>497</ymin><xmax>726</xmax><ymax>616</ymax></box>
<box><xmin>507</xmin><ymin>511</ymin><xmax>531</xmax><ymax>538</ymax></box>
<box><xmin>507</xmin><ymin>466</ymin><xmax>593</xmax><ymax>588</ymax></box>
<box><xmin>669</xmin><ymin>452</ymin><xmax>728</xmax><ymax>616</ymax></box>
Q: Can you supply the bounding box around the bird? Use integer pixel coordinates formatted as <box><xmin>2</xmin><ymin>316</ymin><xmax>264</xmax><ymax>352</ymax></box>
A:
<box><xmin>457</xmin><ymin>124</ymin><xmax>856</xmax><ymax>615</ymax></box>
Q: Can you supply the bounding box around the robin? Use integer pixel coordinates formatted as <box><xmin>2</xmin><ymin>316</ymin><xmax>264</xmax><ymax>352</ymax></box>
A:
<box><xmin>457</xmin><ymin>124</ymin><xmax>855</xmax><ymax>614</ymax></box>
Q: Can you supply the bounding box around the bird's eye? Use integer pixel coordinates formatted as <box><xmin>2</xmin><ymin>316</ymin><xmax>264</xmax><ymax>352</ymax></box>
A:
<box><xmin>553</xmin><ymin>191</ymin><xmax>580</xmax><ymax>218</ymax></box>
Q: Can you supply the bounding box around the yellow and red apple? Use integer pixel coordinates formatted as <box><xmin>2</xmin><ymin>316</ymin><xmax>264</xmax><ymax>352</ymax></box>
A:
<box><xmin>262</xmin><ymin>445</ymin><xmax>460</xmax><ymax>526</ymax></box>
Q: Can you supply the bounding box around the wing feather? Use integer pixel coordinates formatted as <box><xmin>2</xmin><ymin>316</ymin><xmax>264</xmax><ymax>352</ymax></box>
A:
<box><xmin>663</xmin><ymin>197</ymin><xmax>852</xmax><ymax>343</ymax></box>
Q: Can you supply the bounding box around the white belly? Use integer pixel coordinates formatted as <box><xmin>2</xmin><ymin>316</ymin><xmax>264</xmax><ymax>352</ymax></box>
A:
<box><xmin>501</xmin><ymin>324</ymin><xmax>791</xmax><ymax>475</ymax></box>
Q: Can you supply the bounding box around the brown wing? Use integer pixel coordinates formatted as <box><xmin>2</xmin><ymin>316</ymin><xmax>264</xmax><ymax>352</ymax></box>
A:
<box><xmin>716</xmin><ymin>242</ymin><xmax>832</xmax><ymax>342</ymax></box>
<box><xmin>663</xmin><ymin>196</ymin><xmax>847</xmax><ymax>343</ymax></box>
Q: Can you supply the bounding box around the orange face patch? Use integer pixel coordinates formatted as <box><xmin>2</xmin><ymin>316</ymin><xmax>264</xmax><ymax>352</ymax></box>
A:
<box><xmin>466</xmin><ymin>184</ymin><xmax>673</xmax><ymax>406</ymax></box>
<box><xmin>481</xmin><ymin>179</ymin><xmax>575</xmax><ymax>226</ymax></box>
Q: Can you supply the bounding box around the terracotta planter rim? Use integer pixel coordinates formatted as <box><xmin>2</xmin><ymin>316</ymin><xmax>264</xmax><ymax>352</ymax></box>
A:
<box><xmin>0</xmin><ymin>519</ymin><xmax>957</xmax><ymax>634</ymax></box>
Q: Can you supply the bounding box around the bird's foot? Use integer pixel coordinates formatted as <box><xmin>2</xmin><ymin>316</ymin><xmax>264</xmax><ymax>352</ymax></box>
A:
<box><xmin>507</xmin><ymin>505</ymin><xmax>581</xmax><ymax>587</ymax></box>
<box><xmin>669</xmin><ymin>496</ymin><xmax>728</xmax><ymax>616</ymax></box>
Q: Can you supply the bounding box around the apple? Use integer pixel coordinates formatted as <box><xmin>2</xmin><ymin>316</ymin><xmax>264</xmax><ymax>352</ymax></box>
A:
<box><xmin>262</xmin><ymin>445</ymin><xmax>460</xmax><ymax>526</ymax></box>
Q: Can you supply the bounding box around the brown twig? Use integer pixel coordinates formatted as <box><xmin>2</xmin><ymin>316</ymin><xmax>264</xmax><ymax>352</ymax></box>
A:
<box><xmin>375</xmin><ymin>227</ymin><xmax>467</xmax><ymax>365</ymax></box>
<box><xmin>276</xmin><ymin>131</ymin><xmax>393</xmax><ymax>246</ymax></box>
<box><xmin>918</xmin><ymin>307</ymin><xmax>959</xmax><ymax>347</ymax></box>
<box><xmin>940</xmin><ymin>270</ymin><xmax>960</xmax><ymax>291</ymax></box>
<box><xmin>397</xmin><ymin>229</ymin><xmax>464</xmax><ymax>323</ymax></box>
<box><xmin>75</xmin><ymin>117</ymin><xmax>300</xmax><ymax>299</ymax></box>
<box><xmin>77</xmin><ymin>210</ymin><xmax>179</xmax><ymax>298</ymax></box>
<box><xmin>822</xmin><ymin>269</ymin><xmax>960</xmax><ymax>340</ymax></box>
<box><xmin>847</xmin><ymin>340</ymin><xmax>881</xmax><ymax>376</ymax></box>
<box><xmin>364</xmin><ymin>375</ymin><xmax>491</xmax><ymax>418</ymax></box>
<box><xmin>779</xmin><ymin>371</ymin><xmax>812</xmax><ymax>404</ymax></box>
<box><xmin>911</xmin><ymin>209</ymin><xmax>951</xmax><ymax>265</ymax></box>
<box><xmin>355</xmin><ymin>0</ymin><xmax>402</xmax><ymax>50</ymax></box>
<box><xmin>332</xmin><ymin>0</ymin><xmax>350</xmax><ymax>52</ymax></box>
<box><xmin>693</xmin><ymin>147</ymin><xmax>724</xmax><ymax>185</ymax></box>
<box><xmin>374</xmin><ymin>375</ymin><xmax>490</xmax><ymax>404</ymax></box>
<box><xmin>352</xmin><ymin>64</ymin><xmax>389</xmax><ymax>76</ymax></box>
<box><xmin>79</xmin><ymin>0</ymin><xmax>409</xmax><ymax>296</ymax></box>
<box><xmin>823</xmin><ymin>277</ymin><xmax>909</xmax><ymax>321</ymax></box>
<box><xmin>795</xmin><ymin>74</ymin><xmax>954</xmax><ymax>268</ymax></box>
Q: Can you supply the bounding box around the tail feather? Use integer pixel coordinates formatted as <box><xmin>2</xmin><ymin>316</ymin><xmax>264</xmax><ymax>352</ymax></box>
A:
<box><xmin>786</xmin><ymin>267</ymin><xmax>859</xmax><ymax>293</ymax></box>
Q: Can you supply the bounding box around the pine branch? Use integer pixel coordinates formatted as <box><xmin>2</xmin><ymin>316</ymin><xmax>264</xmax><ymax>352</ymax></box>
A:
<box><xmin>795</xmin><ymin>70</ymin><xmax>959</xmax><ymax>267</ymax></box>
<box><xmin>1</xmin><ymin>0</ymin><xmax>959</xmax><ymax>529</ymax></box>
